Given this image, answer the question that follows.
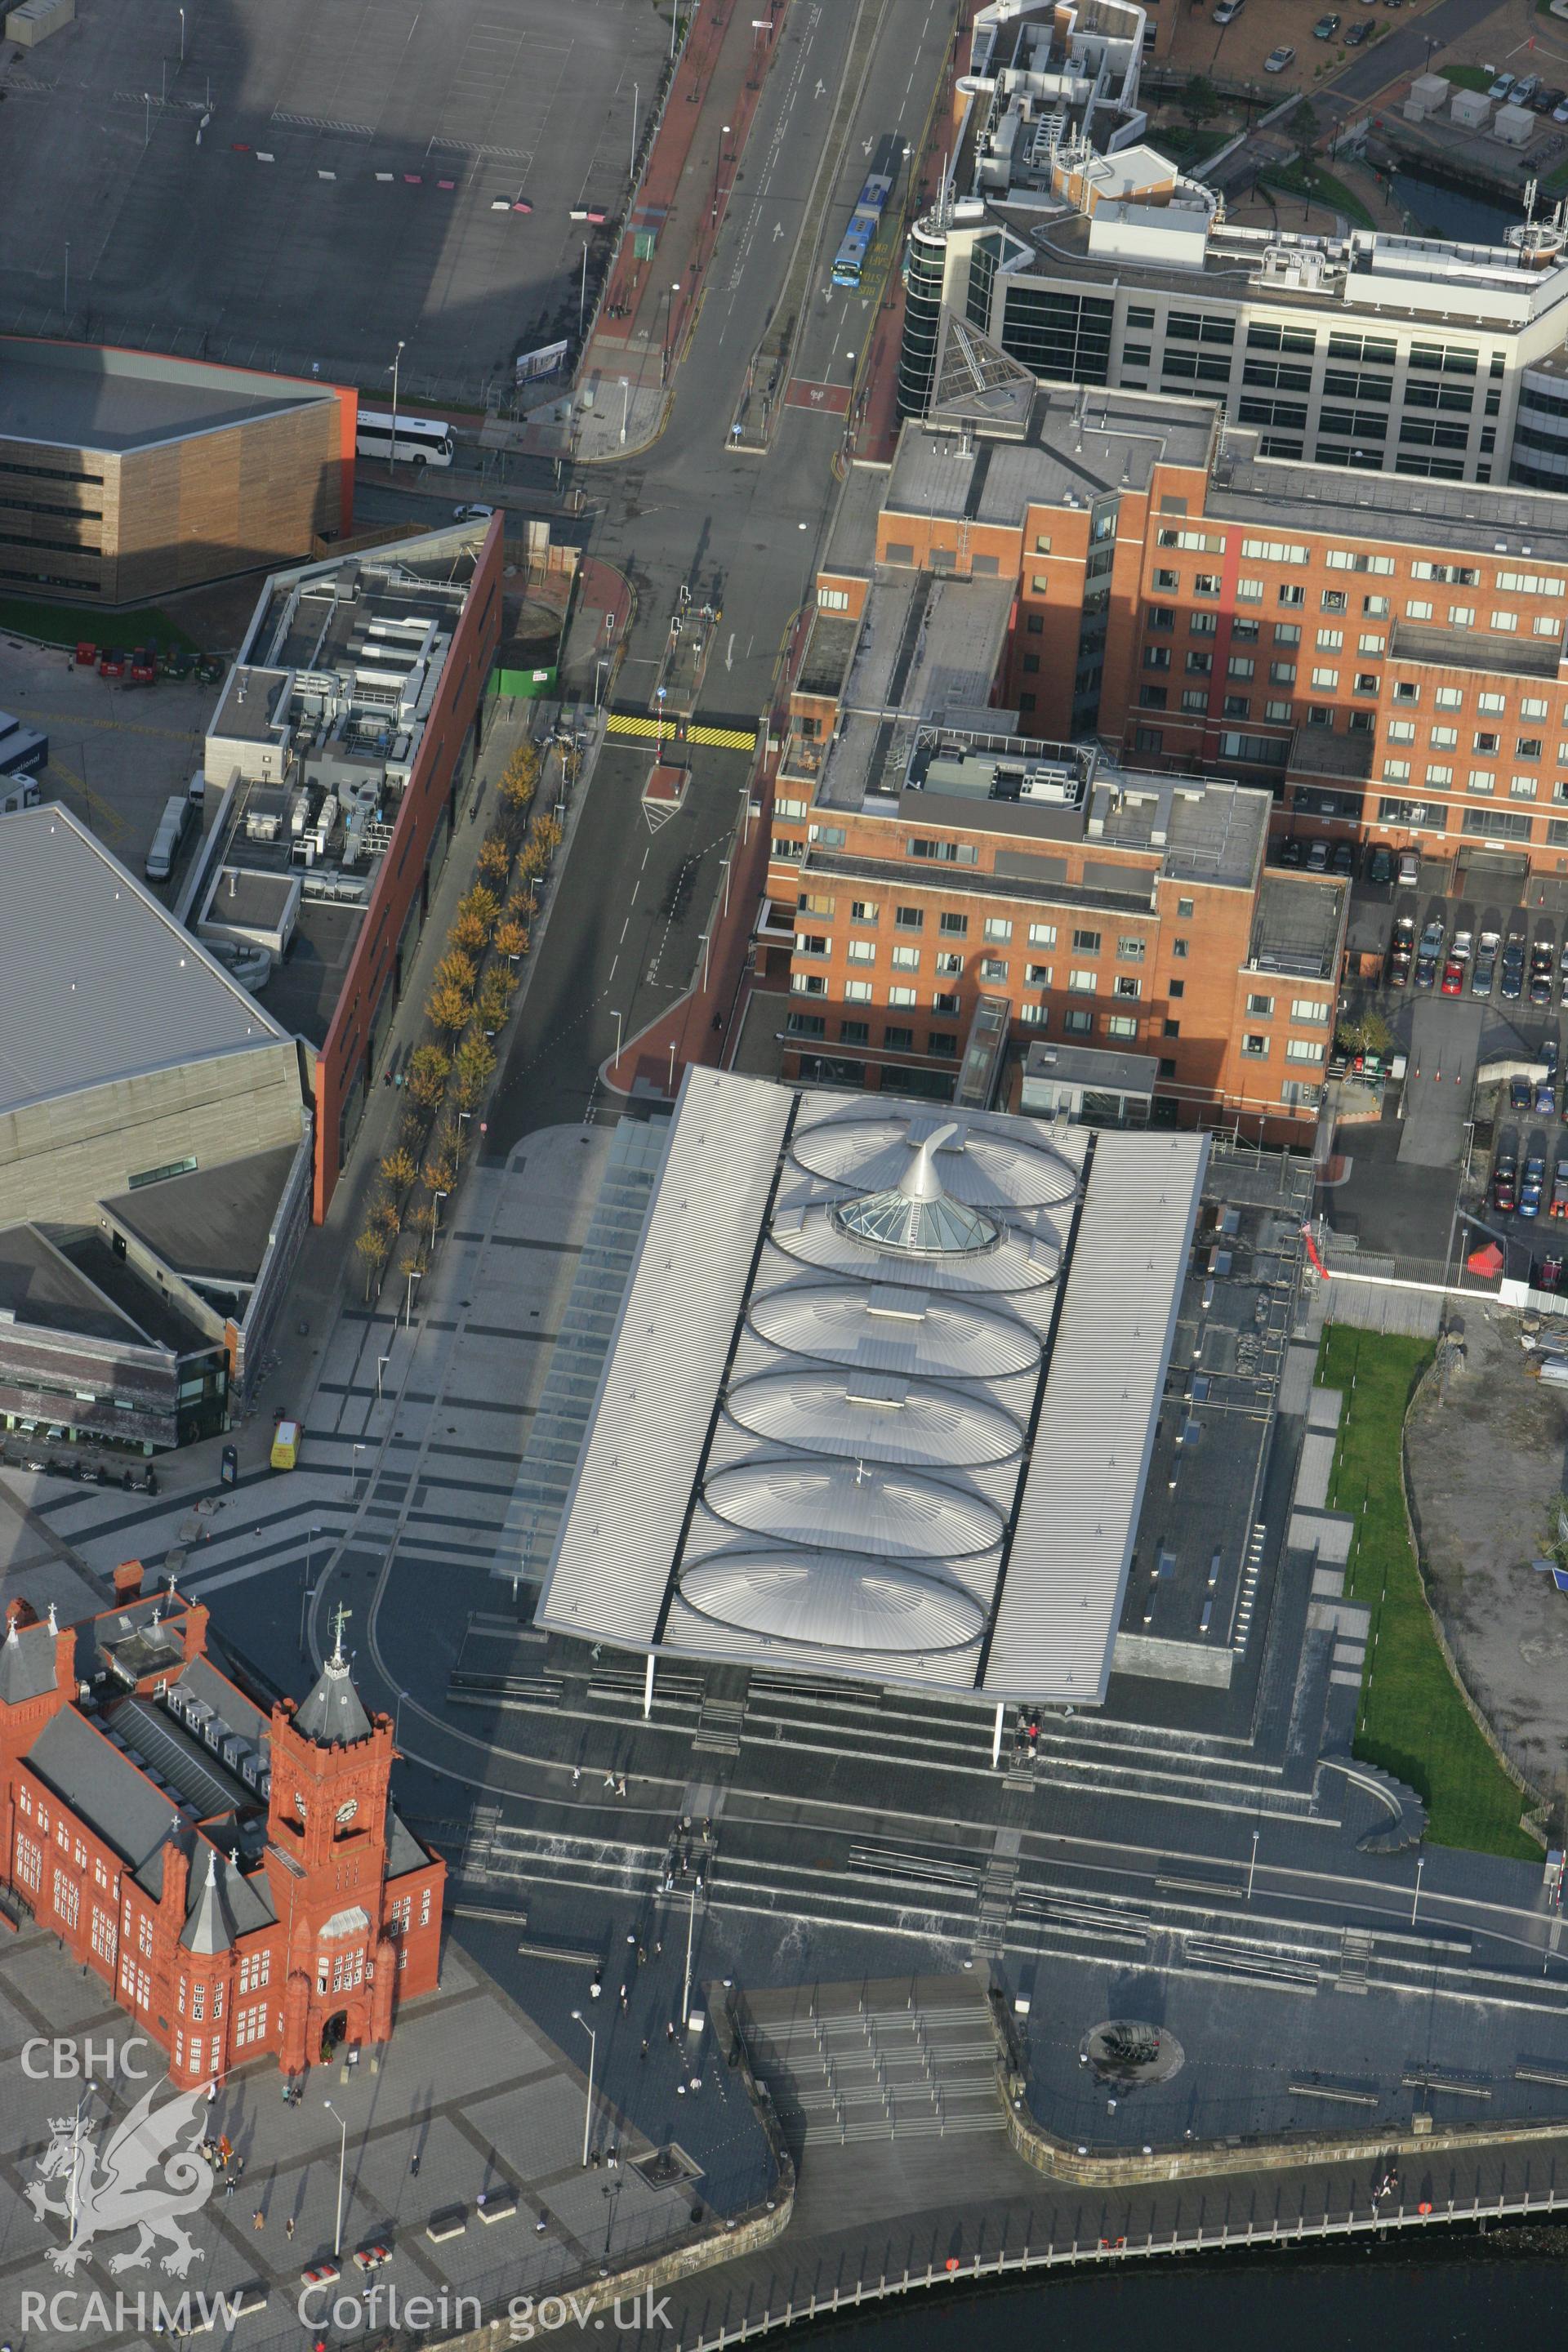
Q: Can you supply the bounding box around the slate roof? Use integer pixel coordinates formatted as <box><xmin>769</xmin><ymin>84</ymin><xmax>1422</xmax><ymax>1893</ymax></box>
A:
<box><xmin>0</xmin><ymin>1615</ymin><xmax>59</xmax><ymax>1704</ymax></box>
<box><xmin>294</xmin><ymin>1653</ymin><xmax>372</xmax><ymax>1747</ymax></box>
<box><xmin>27</xmin><ymin>1706</ymin><xmax>183</xmax><ymax>1870</ymax></box>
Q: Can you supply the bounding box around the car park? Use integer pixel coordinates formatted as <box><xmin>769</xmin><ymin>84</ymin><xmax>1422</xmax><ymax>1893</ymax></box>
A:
<box><xmin>1502</xmin><ymin>946</ymin><xmax>1526</xmax><ymax>1000</ymax></box>
<box><xmin>1332</xmin><ymin>841</ymin><xmax>1355</xmax><ymax>875</ymax></box>
<box><xmin>1537</xmin><ymin>1074</ymin><xmax>1558</xmax><ymax>1116</ymax></box>
<box><xmin>1397</xmin><ymin>849</ymin><xmax>1419</xmax><ymax>885</ymax></box>
<box><xmin>1555</xmin><ymin>96</ymin><xmax>1568</xmax><ymax>122</ymax></box>
<box><xmin>1511</xmin><ymin>1074</ymin><xmax>1533</xmax><ymax>1113</ymax></box>
<box><xmin>1490</xmin><ymin>72</ymin><xmax>1516</xmax><ymax>100</ymax></box>
<box><xmin>1450</xmin><ymin>928</ymin><xmax>1472</xmax><ymax>964</ymax></box>
<box><xmin>1530</xmin><ymin>969</ymin><xmax>1552</xmax><ymax>1008</ymax></box>
<box><xmin>1415</xmin><ymin>949</ymin><xmax>1439</xmax><ymax>988</ymax></box>
<box><xmin>1278</xmin><ymin>835</ymin><xmax>1303</xmax><ymax>865</ymax></box>
<box><xmin>1307</xmin><ymin>839</ymin><xmax>1330</xmax><ymax>871</ymax></box>
<box><xmin>1534</xmin><ymin>85</ymin><xmax>1565</xmax><ymax>112</ymax></box>
<box><xmin>1494</xmin><ymin>1147</ymin><xmax>1520</xmax><ymax>1213</ymax></box>
<box><xmin>1388</xmin><ymin>913</ymin><xmax>1415</xmax><ymax>985</ymax></box>
<box><xmin>1522</xmin><ymin>1151</ymin><xmax>1548</xmax><ymax>1217</ymax></box>
<box><xmin>1263</xmin><ymin>42</ymin><xmax>1295</xmax><ymax>69</ymax></box>
<box><xmin>1366</xmin><ymin>845</ymin><xmax>1393</xmax><ymax>885</ymax></box>
<box><xmin>1514</xmin><ymin>74</ymin><xmax>1542</xmax><ymax>104</ymax></box>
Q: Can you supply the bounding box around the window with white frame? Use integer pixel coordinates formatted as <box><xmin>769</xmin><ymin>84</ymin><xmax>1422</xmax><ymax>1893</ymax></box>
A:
<box><xmin>1285</xmin><ymin>1037</ymin><xmax>1326</xmax><ymax>1063</ymax></box>
<box><xmin>1027</xmin><ymin>922</ymin><xmax>1057</xmax><ymax>947</ymax></box>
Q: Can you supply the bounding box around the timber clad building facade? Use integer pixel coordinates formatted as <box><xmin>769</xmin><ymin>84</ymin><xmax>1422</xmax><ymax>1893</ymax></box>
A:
<box><xmin>0</xmin><ymin>338</ymin><xmax>355</xmax><ymax>604</ymax></box>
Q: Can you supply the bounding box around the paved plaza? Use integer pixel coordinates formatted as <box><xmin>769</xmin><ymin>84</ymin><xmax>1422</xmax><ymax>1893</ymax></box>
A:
<box><xmin>0</xmin><ymin>1924</ymin><xmax>769</xmax><ymax>2351</ymax></box>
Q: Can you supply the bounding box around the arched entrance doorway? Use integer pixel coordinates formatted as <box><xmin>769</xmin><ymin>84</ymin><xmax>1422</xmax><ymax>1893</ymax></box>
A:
<box><xmin>319</xmin><ymin>2010</ymin><xmax>349</xmax><ymax>2065</ymax></box>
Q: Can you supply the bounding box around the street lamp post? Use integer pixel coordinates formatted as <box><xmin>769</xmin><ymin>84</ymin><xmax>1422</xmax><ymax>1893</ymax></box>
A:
<box><xmin>578</xmin><ymin>243</ymin><xmax>590</xmax><ymax>339</ymax></box>
<box><xmin>681</xmin><ymin>1877</ymin><xmax>698</xmax><ymax>2031</ymax></box>
<box><xmin>1248</xmin><ymin>1827</ymin><xmax>1259</xmax><ymax>1901</ymax></box>
<box><xmin>618</xmin><ymin>376</ymin><xmax>630</xmax><ymax>448</ymax></box>
<box><xmin>323</xmin><ymin>2101</ymin><xmax>348</xmax><ymax>2258</ymax></box>
<box><xmin>1412</xmin><ymin>1855</ymin><xmax>1425</xmax><ymax>1926</ymax></box>
<box><xmin>713</xmin><ymin>125</ymin><xmax>730</xmax><ymax>222</ymax></box>
<box><xmin>570</xmin><ymin>2011</ymin><xmax>597</xmax><ymax>2166</ymax></box>
<box><xmin>612</xmin><ymin>1009</ymin><xmax>623</xmax><ymax>1070</ymax></box>
<box><xmin>630</xmin><ymin>83</ymin><xmax>639</xmax><ymax>179</ymax></box>
<box><xmin>180</xmin><ymin>4</ymin><xmax>185</xmax><ymax>59</ymax></box>
<box><xmin>430</xmin><ymin>1187</ymin><xmax>448</xmax><ymax>1246</ymax></box>
<box><xmin>376</xmin><ymin>1355</ymin><xmax>390</xmax><ymax>1403</ymax></box>
<box><xmin>350</xmin><ymin>1442</ymin><xmax>365</xmax><ymax>1501</ymax></box>
<box><xmin>699</xmin><ymin>931</ymin><xmax>711</xmax><ymax>991</ymax></box>
<box><xmin>403</xmin><ymin>1266</ymin><xmax>423</xmax><ymax>1330</ymax></box>
<box><xmin>388</xmin><ymin>337</ymin><xmax>406</xmax><ymax>481</ymax></box>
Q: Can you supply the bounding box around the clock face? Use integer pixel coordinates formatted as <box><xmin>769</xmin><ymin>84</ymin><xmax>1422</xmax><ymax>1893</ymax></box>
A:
<box><xmin>335</xmin><ymin>1798</ymin><xmax>359</xmax><ymax>1827</ymax></box>
<box><xmin>293</xmin><ymin>1792</ymin><xmax>307</xmax><ymax>1819</ymax></box>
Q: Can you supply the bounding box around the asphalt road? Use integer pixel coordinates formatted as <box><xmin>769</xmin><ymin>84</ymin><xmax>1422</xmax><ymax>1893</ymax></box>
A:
<box><xmin>1322</xmin><ymin>0</ymin><xmax>1517</xmax><ymax>114</ymax></box>
<box><xmin>470</xmin><ymin>0</ymin><xmax>956</xmax><ymax>1153</ymax></box>
<box><xmin>0</xmin><ymin>0</ymin><xmax>668</xmax><ymax>401</ymax></box>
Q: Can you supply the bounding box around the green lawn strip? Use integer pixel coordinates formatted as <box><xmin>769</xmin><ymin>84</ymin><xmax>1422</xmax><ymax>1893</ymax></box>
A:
<box><xmin>1443</xmin><ymin>64</ymin><xmax>1494</xmax><ymax>91</ymax></box>
<box><xmin>0</xmin><ymin>596</ymin><xmax>200</xmax><ymax>653</ymax></box>
<box><xmin>1316</xmin><ymin>1325</ymin><xmax>1539</xmax><ymax>1859</ymax></box>
<box><xmin>1259</xmin><ymin>163</ymin><xmax>1376</xmax><ymax>226</ymax></box>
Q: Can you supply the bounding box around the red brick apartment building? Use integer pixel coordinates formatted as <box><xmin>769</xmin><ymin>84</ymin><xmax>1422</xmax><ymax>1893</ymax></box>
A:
<box><xmin>763</xmin><ymin>369</ymin><xmax>1568</xmax><ymax>1125</ymax></box>
<box><xmin>0</xmin><ymin>1577</ymin><xmax>443</xmax><ymax>2086</ymax></box>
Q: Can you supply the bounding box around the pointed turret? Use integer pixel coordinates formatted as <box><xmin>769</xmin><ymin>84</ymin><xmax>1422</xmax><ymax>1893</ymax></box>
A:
<box><xmin>293</xmin><ymin>1607</ymin><xmax>372</xmax><ymax>1748</ymax></box>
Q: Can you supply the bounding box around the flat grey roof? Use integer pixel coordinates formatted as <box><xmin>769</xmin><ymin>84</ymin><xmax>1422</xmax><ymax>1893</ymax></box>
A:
<box><xmin>0</xmin><ymin>806</ymin><xmax>287</xmax><ymax>1118</ymax></box>
<box><xmin>1253</xmin><ymin>874</ymin><xmax>1347</xmax><ymax>982</ymax></box>
<box><xmin>0</xmin><ymin>338</ymin><xmax>333</xmax><ymax>455</ymax></box>
<box><xmin>101</xmin><ymin>1142</ymin><xmax>305</xmax><ymax>1285</ymax></box>
<box><xmin>537</xmin><ymin>1076</ymin><xmax>1212</xmax><ymax>1705</ymax></box>
<box><xmin>0</xmin><ymin>1224</ymin><xmax>149</xmax><ymax>1345</ymax></box>
<box><xmin>1022</xmin><ymin>1040</ymin><xmax>1160</xmax><ymax>1097</ymax></box>
<box><xmin>984</xmin><ymin>1129</ymin><xmax>1207</xmax><ymax>1699</ymax></box>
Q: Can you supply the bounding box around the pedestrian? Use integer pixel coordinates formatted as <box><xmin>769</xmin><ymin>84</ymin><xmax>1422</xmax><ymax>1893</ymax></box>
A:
<box><xmin>286</xmin><ymin>2217</ymin><xmax>295</xmax><ymax>2242</ymax></box>
<box><xmin>666</xmin><ymin>2021</ymin><xmax>676</xmax><ymax>2042</ymax></box>
<box><xmin>654</xmin><ymin>1940</ymin><xmax>662</xmax><ymax>1957</ymax></box>
<box><xmin>619</xmin><ymin>1985</ymin><xmax>629</xmax><ymax>2011</ymax></box>
<box><xmin>617</xmin><ymin>1775</ymin><xmax>627</xmax><ymax>1797</ymax></box>
<box><xmin>572</xmin><ymin>1766</ymin><xmax>581</xmax><ymax>1786</ymax></box>
<box><xmin>604</xmin><ymin>1772</ymin><xmax>617</xmax><ymax>1789</ymax></box>
<box><xmin>252</xmin><ymin>2209</ymin><xmax>265</xmax><ymax>2231</ymax></box>
<box><xmin>635</xmin><ymin>1943</ymin><xmax>646</xmax><ymax>1967</ymax></box>
<box><xmin>640</xmin><ymin>2039</ymin><xmax>649</xmax><ymax>2060</ymax></box>
<box><xmin>411</xmin><ymin>2154</ymin><xmax>421</xmax><ymax>2178</ymax></box>
<box><xmin>224</xmin><ymin>2177</ymin><xmax>236</xmax><ymax>2200</ymax></box>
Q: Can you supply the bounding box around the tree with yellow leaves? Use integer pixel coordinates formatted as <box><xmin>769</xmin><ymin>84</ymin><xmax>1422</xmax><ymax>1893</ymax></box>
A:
<box><xmin>477</xmin><ymin>968</ymin><xmax>515</xmax><ymax>1031</ymax></box>
<box><xmin>406</xmin><ymin>1045</ymin><xmax>451</xmax><ymax>1110</ymax></box>
<box><xmin>493</xmin><ymin>918</ymin><xmax>529</xmax><ymax>963</ymax></box>
<box><xmin>432</xmin><ymin>949</ymin><xmax>476</xmax><ymax>998</ymax></box>
<box><xmin>425</xmin><ymin>980</ymin><xmax>472</xmax><ymax>1038</ymax></box>
<box><xmin>451</xmin><ymin>1029</ymin><xmax>498</xmax><ymax>1109</ymax></box>
<box><xmin>379</xmin><ymin>1146</ymin><xmax>417</xmax><ymax>1192</ymax></box>
<box><xmin>477</xmin><ymin>835</ymin><xmax>511</xmax><ymax>888</ymax></box>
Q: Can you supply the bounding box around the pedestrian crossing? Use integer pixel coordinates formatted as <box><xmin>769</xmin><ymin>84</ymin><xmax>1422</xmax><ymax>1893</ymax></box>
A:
<box><xmin>604</xmin><ymin>711</ymin><xmax>757</xmax><ymax>750</ymax></box>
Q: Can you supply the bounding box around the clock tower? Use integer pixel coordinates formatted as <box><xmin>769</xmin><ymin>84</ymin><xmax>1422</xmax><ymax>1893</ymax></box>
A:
<box><xmin>263</xmin><ymin>1610</ymin><xmax>402</xmax><ymax>2073</ymax></box>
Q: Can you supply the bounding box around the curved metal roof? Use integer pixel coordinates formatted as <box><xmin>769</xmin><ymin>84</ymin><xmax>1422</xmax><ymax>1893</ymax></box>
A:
<box><xmin>746</xmin><ymin>1282</ymin><xmax>1042</xmax><ymax>1381</ymax></box>
<box><xmin>793</xmin><ymin>1109</ymin><xmax>1079</xmax><ymax>1210</ymax></box>
<box><xmin>676</xmin><ymin>1549</ymin><xmax>986</xmax><ymax>1655</ymax></box>
<box><xmin>725</xmin><ymin>1365</ymin><xmax>1022</xmax><ymax>1468</ymax></box>
<box><xmin>703</xmin><ymin>1456</ymin><xmax>1004</xmax><ymax>1557</ymax></box>
<box><xmin>769</xmin><ymin>1205</ymin><xmax>1061</xmax><ymax>1294</ymax></box>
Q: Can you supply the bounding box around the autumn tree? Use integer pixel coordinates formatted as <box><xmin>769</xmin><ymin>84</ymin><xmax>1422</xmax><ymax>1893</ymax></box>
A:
<box><xmin>493</xmin><ymin>918</ymin><xmax>529</xmax><ymax>963</ymax></box>
<box><xmin>477</xmin><ymin>968</ymin><xmax>515</xmax><ymax>1031</ymax></box>
<box><xmin>477</xmin><ymin>836</ymin><xmax>511</xmax><ymax>888</ymax></box>
<box><xmin>379</xmin><ymin>1146</ymin><xmax>417</xmax><ymax>1192</ymax></box>
<box><xmin>407</xmin><ymin>1045</ymin><xmax>451</xmax><ymax>1110</ymax></box>
<box><xmin>426</xmin><ymin>980</ymin><xmax>473</xmax><ymax>1038</ymax></box>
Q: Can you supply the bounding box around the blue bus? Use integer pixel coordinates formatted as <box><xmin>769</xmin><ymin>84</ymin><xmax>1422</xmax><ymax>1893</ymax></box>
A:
<box><xmin>831</xmin><ymin>134</ymin><xmax>902</xmax><ymax>288</ymax></box>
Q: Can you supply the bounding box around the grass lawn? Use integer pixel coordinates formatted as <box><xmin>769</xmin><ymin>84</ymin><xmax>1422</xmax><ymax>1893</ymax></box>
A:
<box><xmin>1260</xmin><ymin>162</ymin><xmax>1376</xmax><ymax>226</ymax></box>
<box><xmin>1317</xmin><ymin>1325</ymin><xmax>1539</xmax><ymax>1860</ymax></box>
<box><xmin>0</xmin><ymin>596</ymin><xmax>198</xmax><ymax>653</ymax></box>
<box><xmin>1444</xmin><ymin>64</ymin><xmax>1494</xmax><ymax>91</ymax></box>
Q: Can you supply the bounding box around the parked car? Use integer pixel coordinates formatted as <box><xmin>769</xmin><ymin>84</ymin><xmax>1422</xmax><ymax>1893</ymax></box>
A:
<box><xmin>1522</xmin><ymin>1151</ymin><xmax>1548</xmax><ymax>1217</ymax></box>
<box><xmin>1366</xmin><ymin>845</ymin><xmax>1394</xmax><ymax>885</ymax></box>
<box><xmin>1553</xmin><ymin>95</ymin><xmax>1568</xmax><ymax>123</ymax></box>
<box><xmin>1307</xmin><ymin>839</ymin><xmax>1330</xmax><ymax>872</ymax></box>
<box><xmin>1494</xmin><ymin>1149</ymin><xmax>1520</xmax><ymax>1213</ymax></box>
<box><xmin>1419</xmin><ymin>917</ymin><xmax>1445</xmax><ymax>956</ymax></box>
<box><xmin>1263</xmin><ymin>42</ymin><xmax>1296</xmax><ymax>69</ymax></box>
<box><xmin>1537</xmin><ymin>1074</ymin><xmax>1558</xmax><ymax>1117</ymax></box>
<box><xmin>1278</xmin><ymin>835</ymin><xmax>1303</xmax><ymax>865</ymax></box>
<box><xmin>1539</xmin><ymin>1253</ymin><xmax>1565</xmax><ymax>1292</ymax></box>
<box><xmin>1313</xmin><ymin>14</ymin><xmax>1342</xmax><ymax>35</ymax></box>
<box><xmin>1531</xmin><ymin>969</ymin><xmax>1553</xmax><ymax>1008</ymax></box>
<box><xmin>452</xmin><ymin>502</ymin><xmax>496</xmax><ymax>521</ymax></box>
<box><xmin>1532</xmin><ymin>85</ymin><xmax>1565</xmax><ymax>114</ymax></box>
<box><xmin>1511</xmin><ymin>1074</ymin><xmax>1534</xmax><ymax>1113</ymax></box>
<box><xmin>1332</xmin><ymin>841</ymin><xmax>1355</xmax><ymax>875</ymax></box>
<box><xmin>1489</xmin><ymin>72</ymin><xmax>1517</xmax><ymax>100</ymax></box>
<box><xmin>1502</xmin><ymin>953</ymin><xmax>1526</xmax><ymax>1001</ymax></box>
<box><xmin>1450</xmin><ymin>928</ymin><xmax>1472</xmax><ymax>964</ymax></box>
<box><xmin>1513</xmin><ymin>74</ymin><xmax>1542</xmax><ymax>105</ymax></box>
<box><xmin>1441</xmin><ymin>955</ymin><xmax>1464</xmax><ymax>996</ymax></box>
<box><xmin>1343</xmin><ymin>21</ymin><xmax>1370</xmax><ymax>42</ymax></box>
<box><xmin>1552</xmin><ymin>1161</ymin><xmax>1568</xmax><ymax>1219</ymax></box>
<box><xmin>1471</xmin><ymin>953</ymin><xmax>1495</xmax><ymax>999</ymax></box>
<box><xmin>1415</xmin><ymin>951</ymin><xmax>1440</xmax><ymax>989</ymax></box>
<box><xmin>1212</xmin><ymin>0</ymin><xmax>1244</xmax><ymax>20</ymax></box>
<box><xmin>1397</xmin><ymin>849</ymin><xmax>1420</xmax><ymax>886</ymax></box>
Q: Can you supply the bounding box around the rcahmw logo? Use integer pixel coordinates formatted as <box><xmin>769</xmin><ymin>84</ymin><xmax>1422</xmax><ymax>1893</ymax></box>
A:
<box><xmin>23</xmin><ymin>2075</ymin><xmax>215</xmax><ymax>2277</ymax></box>
<box><xmin>21</xmin><ymin>2289</ymin><xmax>244</xmax><ymax>2336</ymax></box>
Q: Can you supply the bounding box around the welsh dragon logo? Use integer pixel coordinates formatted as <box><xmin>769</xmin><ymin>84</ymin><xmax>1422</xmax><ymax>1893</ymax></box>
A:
<box><xmin>26</xmin><ymin>2080</ymin><xmax>213</xmax><ymax>2274</ymax></box>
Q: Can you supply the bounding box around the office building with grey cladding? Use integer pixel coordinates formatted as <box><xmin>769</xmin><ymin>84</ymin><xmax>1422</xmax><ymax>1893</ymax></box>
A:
<box><xmin>533</xmin><ymin>1070</ymin><xmax>1309</xmax><ymax>1711</ymax></box>
<box><xmin>904</xmin><ymin>0</ymin><xmax>1568</xmax><ymax>488</ymax></box>
<box><xmin>0</xmin><ymin>806</ymin><xmax>314</xmax><ymax>1450</ymax></box>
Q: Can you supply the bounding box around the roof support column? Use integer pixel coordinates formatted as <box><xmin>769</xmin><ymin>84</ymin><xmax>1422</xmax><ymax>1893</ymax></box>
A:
<box><xmin>991</xmin><ymin>1701</ymin><xmax>1004</xmax><ymax>1770</ymax></box>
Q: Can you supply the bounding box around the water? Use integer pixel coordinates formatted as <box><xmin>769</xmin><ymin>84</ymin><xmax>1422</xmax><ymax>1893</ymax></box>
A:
<box><xmin>1385</xmin><ymin>165</ymin><xmax>1523</xmax><ymax>244</ymax></box>
<box><xmin>802</xmin><ymin>2244</ymin><xmax>1565</xmax><ymax>2350</ymax></box>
